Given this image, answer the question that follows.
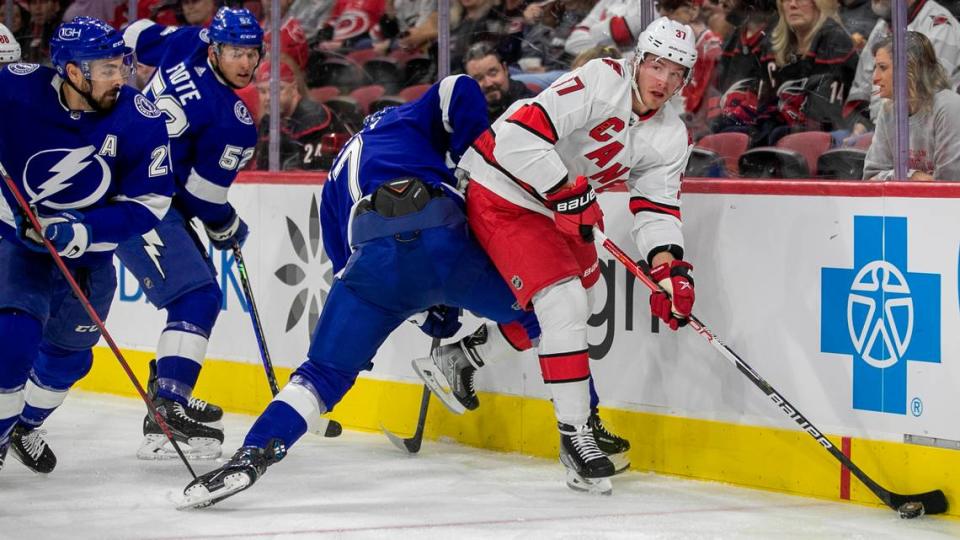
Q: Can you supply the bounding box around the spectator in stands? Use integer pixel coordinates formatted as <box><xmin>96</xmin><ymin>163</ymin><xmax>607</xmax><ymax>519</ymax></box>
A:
<box><xmin>710</xmin><ymin>0</ymin><xmax>777</xmax><ymax>140</ymax></box>
<box><xmin>684</xmin><ymin>0</ymin><xmax>727</xmax><ymax>138</ymax></box>
<box><xmin>260</xmin><ymin>0</ymin><xmax>309</xmax><ymax>69</ymax></box>
<box><xmin>287</xmin><ymin>0</ymin><xmax>334</xmax><ymax>41</ymax></box>
<box><xmin>564</xmin><ymin>0</ymin><xmax>642</xmax><ymax>57</ymax></box>
<box><xmin>569</xmin><ymin>43</ymin><xmax>620</xmax><ymax>69</ymax></box>
<box><xmin>180</xmin><ymin>0</ymin><xmax>216</xmax><ymax>25</ymax></box>
<box><xmin>449</xmin><ymin>0</ymin><xmax>503</xmax><ymax>72</ymax></box>
<box><xmin>62</xmin><ymin>0</ymin><xmax>122</xmax><ymax>25</ymax></box>
<box><xmin>255</xmin><ymin>60</ymin><xmax>334</xmax><ymax>170</ymax></box>
<box><xmin>838</xmin><ymin>0</ymin><xmax>877</xmax><ymax>49</ymax></box>
<box><xmin>23</xmin><ymin>0</ymin><xmax>62</xmax><ymax>63</ymax></box>
<box><xmin>863</xmin><ymin>32</ymin><xmax>960</xmax><ymax>181</ymax></box>
<box><xmin>374</xmin><ymin>0</ymin><xmax>436</xmax><ymax>54</ymax></box>
<box><xmin>758</xmin><ymin>0</ymin><xmax>858</xmax><ymax>145</ymax></box>
<box><xmin>463</xmin><ymin>41</ymin><xmax>534</xmax><ymax>122</ymax></box>
<box><xmin>844</xmin><ymin>0</ymin><xmax>960</xmax><ymax>142</ymax></box>
<box><xmin>660</xmin><ymin>0</ymin><xmax>700</xmax><ymax>24</ymax></box>
<box><xmin>315</xmin><ymin>0</ymin><xmax>385</xmax><ymax>50</ymax></box>
<box><xmin>520</xmin><ymin>0</ymin><xmax>593</xmax><ymax>72</ymax></box>
<box><xmin>0</xmin><ymin>1</ymin><xmax>30</xmax><ymax>51</ymax></box>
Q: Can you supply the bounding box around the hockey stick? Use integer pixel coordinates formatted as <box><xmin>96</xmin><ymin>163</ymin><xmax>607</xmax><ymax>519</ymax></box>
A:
<box><xmin>232</xmin><ymin>244</ymin><xmax>342</xmax><ymax>438</ymax></box>
<box><xmin>1</xmin><ymin>175</ymin><xmax>197</xmax><ymax>479</ymax></box>
<box><xmin>593</xmin><ymin>228</ymin><xmax>948</xmax><ymax>519</ymax></box>
<box><xmin>381</xmin><ymin>337</ymin><xmax>438</xmax><ymax>454</ymax></box>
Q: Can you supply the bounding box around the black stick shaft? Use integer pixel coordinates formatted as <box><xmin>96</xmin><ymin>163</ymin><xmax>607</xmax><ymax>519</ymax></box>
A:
<box><xmin>594</xmin><ymin>228</ymin><xmax>946</xmax><ymax>514</ymax></box>
<box><xmin>233</xmin><ymin>245</ymin><xmax>280</xmax><ymax>396</ymax></box>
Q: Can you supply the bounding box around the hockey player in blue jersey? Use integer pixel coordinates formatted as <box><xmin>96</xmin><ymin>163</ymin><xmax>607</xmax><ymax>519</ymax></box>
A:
<box><xmin>115</xmin><ymin>7</ymin><xmax>263</xmax><ymax>460</ymax></box>
<box><xmin>0</xmin><ymin>17</ymin><xmax>173</xmax><ymax>474</ymax></box>
<box><xmin>178</xmin><ymin>74</ymin><xmax>544</xmax><ymax>509</ymax></box>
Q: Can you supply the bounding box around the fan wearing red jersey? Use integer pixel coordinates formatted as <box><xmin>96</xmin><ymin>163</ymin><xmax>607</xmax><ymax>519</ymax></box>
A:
<box><xmin>458</xmin><ymin>17</ymin><xmax>698</xmax><ymax>495</ymax></box>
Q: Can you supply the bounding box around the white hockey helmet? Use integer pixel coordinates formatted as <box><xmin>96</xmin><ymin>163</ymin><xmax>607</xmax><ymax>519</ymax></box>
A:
<box><xmin>633</xmin><ymin>16</ymin><xmax>697</xmax><ymax>79</ymax></box>
<box><xmin>0</xmin><ymin>23</ymin><xmax>21</xmax><ymax>64</ymax></box>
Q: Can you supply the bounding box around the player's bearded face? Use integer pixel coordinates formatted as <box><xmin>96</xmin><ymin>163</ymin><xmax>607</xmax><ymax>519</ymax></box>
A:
<box><xmin>216</xmin><ymin>45</ymin><xmax>261</xmax><ymax>88</ymax></box>
<box><xmin>636</xmin><ymin>56</ymin><xmax>686</xmax><ymax>109</ymax></box>
<box><xmin>76</xmin><ymin>55</ymin><xmax>135</xmax><ymax>111</ymax></box>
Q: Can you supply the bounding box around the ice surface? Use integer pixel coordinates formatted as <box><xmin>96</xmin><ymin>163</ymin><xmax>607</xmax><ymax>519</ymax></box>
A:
<box><xmin>1</xmin><ymin>391</ymin><xmax>958</xmax><ymax>540</ymax></box>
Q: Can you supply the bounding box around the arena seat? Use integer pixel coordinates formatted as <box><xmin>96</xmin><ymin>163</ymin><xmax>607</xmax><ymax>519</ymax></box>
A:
<box><xmin>308</xmin><ymin>86</ymin><xmax>340</xmax><ymax>103</ymax></box>
<box><xmin>363</xmin><ymin>58</ymin><xmax>403</xmax><ymax>94</ymax></box>
<box><xmin>695</xmin><ymin>132</ymin><xmax>749</xmax><ymax>175</ymax></box>
<box><xmin>776</xmin><ymin>131</ymin><xmax>832</xmax><ymax>175</ymax></box>
<box><xmin>685</xmin><ymin>148</ymin><xmax>726</xmax><ymax>178</ymax></box>
<box><xmin>398</xmin><ymin>84</ymin><xmax>431</xmax><ymax>102</ymax></box>
<box><xmin>817</xmin><ymin>148</ymin><xmax>867</xmax><ymax>180</ymax></box>
<box><xmin>349</xmin><ymin>84</ymin><xmax>387</xmax><ymax>114</ymax></box>
<box><xmin>738</xmin><ymin>147</ymin><xmax>810</xmax><ymax>179</ymax></box>
<box><xmin>369</xmin><ymin>95</ymin><xmax>407</xmax><ymax>114</ymax></box>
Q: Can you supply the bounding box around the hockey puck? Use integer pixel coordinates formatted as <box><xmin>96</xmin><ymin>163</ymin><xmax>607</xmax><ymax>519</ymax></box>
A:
<box><xmin>898</xmin><ymin>501</ymin><xmax>925</xmax><ymax>519</ymax></box>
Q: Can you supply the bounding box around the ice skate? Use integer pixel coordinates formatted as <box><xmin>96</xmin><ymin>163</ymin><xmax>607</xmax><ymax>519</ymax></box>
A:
<box><xmin>588</xmin><ymin>410</ymin><xmax>630</xmax><ymax>474</ymax></box>
<box><xmin>412</xmin><ymin>326</ymin><xmax>489</xmax><ymax>414</ymax></box>
<box><xmin>147</xmin><ymin>359</ymin><xmax>223</xmax><ymax>425</ymax></box>
<box><xmin>10</xmin><ymin>425</ymin><xmax>57</xmax><ymax>474</ymax></box>
<box><xmin>558</xmin><ymin>422</ymin><xmax>615</xmax><ymax>496</ymax></box>
<box><xmin>178</xmin><ymin>439</ymin><xmax>286</xmax><ymax>510</ymax></box>
<box><xmin>137</xmin><ymin>397</ymin><xmax>224</xmax><ymax>460</ymax></box>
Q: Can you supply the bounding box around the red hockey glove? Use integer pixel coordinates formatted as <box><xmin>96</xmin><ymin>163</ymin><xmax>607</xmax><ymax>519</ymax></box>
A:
<box><xmin>546</xmin><ymin>176</ymin><xmax>604</xmax><ymax>242</ymax></box>
<box><xmin>649</xmin><ymin>260</ymin><xmax>695</xmax><ymax>331</ymax></box>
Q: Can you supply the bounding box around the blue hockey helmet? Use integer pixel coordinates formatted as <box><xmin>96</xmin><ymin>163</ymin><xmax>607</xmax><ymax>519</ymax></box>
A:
<box><xmin>50</xmin><ymin>17</ymin><xmax>134</xmax><ymax>79</ymax></box>
<box><xmin>208</xmin><ymin>7</ymin><xmax>263</xmax><ymax>49</ymax></box>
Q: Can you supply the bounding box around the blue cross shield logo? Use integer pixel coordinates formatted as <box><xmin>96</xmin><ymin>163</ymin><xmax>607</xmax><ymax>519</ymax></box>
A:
<box><xmin>821</xmin><ymin>216</ymin><xmax>940</xmax><ymax>414</ymax></box>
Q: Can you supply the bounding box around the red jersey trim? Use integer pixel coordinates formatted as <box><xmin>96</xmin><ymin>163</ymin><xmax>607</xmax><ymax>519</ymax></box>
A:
<box><xmin>505</xmin><ymin>103</ymin><xmax>560</xmax><ymax>145</ymax></box>
<box><xmin>629</xmin><ymin>196</ymin><xmax>681</xmax><ymax>219</ymax></box>
<box><xmin>470</xmin><ymin>129</ymin><xmax>548</xmax><ymax>202</ymax></box>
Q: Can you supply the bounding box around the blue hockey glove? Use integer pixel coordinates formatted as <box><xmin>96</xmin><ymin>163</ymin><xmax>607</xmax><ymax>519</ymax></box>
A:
<box><xmin>16</xmin><ymin>209</ymin><xmax>91</xmax><ymax>259</ymax></box>
<box><xmin>417</xmin><ymin>305</ymin><xmax>462</xmax><ymax>339</ymax></box>
<box><xmin>205</xmin><ymin>210</ymin><xmax>249</xmax><ymax>250</ymax></box>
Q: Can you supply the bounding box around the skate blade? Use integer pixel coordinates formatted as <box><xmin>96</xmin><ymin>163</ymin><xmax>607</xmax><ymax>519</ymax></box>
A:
<box><xmin>137</xmin><ymin>434</ymin><xmax>223</xmax><ymax>461</ymax></box>
<box><xmin>176</xmin><ymin>472</ymin><xmax>251</xmax><ymax>510</ymax></box>
<box><xmin>565</xmin><ymin>469</ymin><xmax>613</xmax><ymax>496</ymax></box>
<box><xmin>10</xmin><ymin>452</ymin><xmax>53</xmax><ymax>475</ymax></box>
<box><xmin>609</xmin><ymin>452</ymin><xmax>630</xmax><ymax>475</ymax></box>
<box><xmin>411</xmin><ymin>357</ymin><xmax>466</xmax><ymax>415</ymax></box>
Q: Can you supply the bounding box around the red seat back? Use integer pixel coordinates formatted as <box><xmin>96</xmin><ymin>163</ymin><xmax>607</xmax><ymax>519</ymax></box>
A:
<box><xmin>349</xmin><ymin>84</ymin><xmax>387</xmax><ymax>114</ymax></box>
<box><xmin>776</xmin><ymin>131</ymin><xmax>832</xmax><ymax>175</ymax></box>
<box><xmin>695</xmin><ymin>132</ymin><xmax>749</xmax><ymax>175</ymax></box>
<box><xmin>398</xmin><ymin>83</ymin><xmax>432</xmax><ymax>102</ymax></box>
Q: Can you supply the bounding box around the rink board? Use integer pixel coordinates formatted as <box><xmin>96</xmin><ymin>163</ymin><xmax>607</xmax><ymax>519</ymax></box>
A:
<box><xmin>79</xmin><ymin>176</ymin><xmax>960</xmax><ymax>514</ymax></box>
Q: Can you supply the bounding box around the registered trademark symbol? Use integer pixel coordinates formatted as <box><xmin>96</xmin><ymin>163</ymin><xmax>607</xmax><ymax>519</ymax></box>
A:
<box><xmin>911</xmin><ymin>398</ymin><xmax>923</xmax><ymax>417</ymax></box>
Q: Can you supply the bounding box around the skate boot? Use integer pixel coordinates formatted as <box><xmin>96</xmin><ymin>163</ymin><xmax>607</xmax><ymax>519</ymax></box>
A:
<box><xmin>588</xmin><ymin>410</ymin><xmax>630</xmax><ymax>474</ymax></box>
<box><xmin>10</xmin><ymin>425</ymin><xmax>57</xmax><ymax>474</ymax></box>
<box><xmin>147</xmin><ymin>359</ymin><xmax>223</xmax><ymax>425</ymax></box>
<box><xmin>178</xmin><ymin>438</ymin><xmax>286</xmax><ymax>510</ymax></box>
<box><xmin>412</xmin><ymin>326</ymin><xmax>488</xmax><ymax>414</ymax></box>
<box><xmin>137</xmin><ymin>397</ymin><xmax>224</xmax><ymax>460</ymax></box>
<box><xmin>558</xmin><ymin>422</ymin><xmax>615</xmax><ymax>495</ymax></box>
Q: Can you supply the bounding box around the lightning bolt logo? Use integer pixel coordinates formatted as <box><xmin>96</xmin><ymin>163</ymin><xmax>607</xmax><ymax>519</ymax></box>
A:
<box><xmin>142</xmin><ymin>229</ymin><xmax>166</xmax><ymax>279</ymax></box>
<box><xmin>30</xmin><ymin>146</ymin><xmax>97</xmax><ymax>204</ymax></box>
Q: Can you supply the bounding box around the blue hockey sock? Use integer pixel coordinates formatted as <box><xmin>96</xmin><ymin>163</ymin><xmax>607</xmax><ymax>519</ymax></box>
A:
<box><xmin>588</xmin><ymin>375</ymin><xmax>600</xmax><ymax>412</ymax></box>
<box><xmin>20</xmin><ymin>345</ymin><xmax>93</xmax><ymax>428</ymax></box>
<box><xmin>244</xmin><ymin>401</ymin><xmax>308</xmax><ymax>450</ymax></box>
<box><xmin>0</xmin><ymin>310</ymin><xmax>42</xmax><ymax>441</ymax></box>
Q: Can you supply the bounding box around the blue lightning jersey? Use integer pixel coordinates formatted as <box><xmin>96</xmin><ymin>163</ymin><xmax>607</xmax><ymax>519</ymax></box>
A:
<box><xmin>123</xmin><ymin>20</ymin><xmax>257</xmax><ymax>228</ymax></box>
<box><xmin>320</xmin><ymin>75</ymin><xmax>489</xmax><ymax>272</ymax></box>
<box><xmin>0</xmin><ymin>64</ymin><xmax>174</xmax><ymax>264</ymax></box>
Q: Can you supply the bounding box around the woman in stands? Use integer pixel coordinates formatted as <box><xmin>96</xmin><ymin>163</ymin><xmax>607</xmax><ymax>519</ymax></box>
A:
<box><xmin>758</xmin><ymin>0</ymin><xmax>859</xmax><ymax>145</ymax></box>
<box><xmin>863</xmin><ymin>32</ymin><xmax>960</xmax><ymax>181</ymax></box>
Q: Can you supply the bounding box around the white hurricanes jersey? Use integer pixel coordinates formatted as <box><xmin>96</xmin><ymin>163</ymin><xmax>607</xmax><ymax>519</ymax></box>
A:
<box><xmin>459</xmin><ymin>57</ymin><xmax>692</xmax><ymax>259</ymax></box>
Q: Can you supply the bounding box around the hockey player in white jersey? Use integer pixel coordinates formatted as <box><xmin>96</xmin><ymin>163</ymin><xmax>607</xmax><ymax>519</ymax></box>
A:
<box><xmin>457</xmin><ymin>17</ymin><xmax>697</xmax><ymax>494</ymax></box>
